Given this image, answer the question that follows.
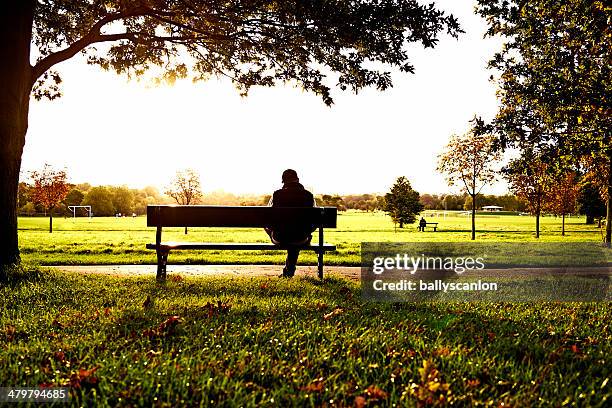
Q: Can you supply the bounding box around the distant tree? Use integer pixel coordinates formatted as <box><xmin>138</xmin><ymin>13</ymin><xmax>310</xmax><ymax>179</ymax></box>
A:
<box><xmin>64</xmin><ymin>188</ymin><xmax>84</xmax><ymax>208</ymax></box>
<box><xmin>440</xmin><ymin>194</ymin><xmax>467</xmax><ymax>211</ymax></box>
<box><xmin>578</xmin><ymin>182</ymin><xmax>606</xmax><ymax>226</ymax></box>
<box><xmin>165</xmin><ymin>169</ymin><xmax>203</xmax><ymax>234</ymax></box>
<box><xmin>143</xmin><ymin>186</ymin><xmax>161</xmax><ymax>201</ymax></box>
<box><xmin>317</xmin><ymin>195</ymin><xmax>346</xmax><ymax>211</ymax></box>
<box><xmin>20</xmin><ymin>202</ymin><xmax>36</xmax><ymax>216</ymax></box>
<box><xmin>17</xmin><ymin>182</ymin><xmax>31</xmax><ymax>208</ymax></box>
<box><xmin>30</xmin><ymin>164</ymin><xmax>69</xmax><ymax>233</ymax></box>
<box><xmin>546</xmin><ymin>172</ymin><xmax>580</xmax><ymax>236</ymax></box>
<box><xmin>505</xmin><ymin>153</ymin><xmax>553</xmax><ymax>238</ymax></box>
<box><xmin>437</xmin><ymin>120</ymin><xmax>501</xmax><ymax>240</ymax></box>
<box><xmin>420</xmin><ymin>194</ymin><xmax>442</xmax><ymax>210</ymax></box>
<box><xmin>82</xmin><ymin>186</ymin><xmax>115</xmax><ymax>217</ymax></box>
<box><xmin>384</xmin><ymin>177</ymin><xmax>424</xmax><ymax>228</ymax></box>
<box><xmin>110</xmin><ymin>186</ymin><xmax>135</xmax><ymax>215</ymax></box>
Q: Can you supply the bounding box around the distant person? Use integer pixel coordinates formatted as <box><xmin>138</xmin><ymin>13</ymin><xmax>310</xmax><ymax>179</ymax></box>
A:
<box><xmin>265</xmin><ymin>169</ymin><xmax>315</xmax><ymax>277</ymax></box>
<box><xmin>419</xmin><ymin>217</ymin><xmax>427</xmax><ymax>231</ymax></box>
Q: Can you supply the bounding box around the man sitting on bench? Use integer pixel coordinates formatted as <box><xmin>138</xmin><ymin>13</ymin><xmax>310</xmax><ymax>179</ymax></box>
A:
<box><xmin>265</xmin><ymin>169</ymin><xmax>315</xmax><ymax>278</ymax></box>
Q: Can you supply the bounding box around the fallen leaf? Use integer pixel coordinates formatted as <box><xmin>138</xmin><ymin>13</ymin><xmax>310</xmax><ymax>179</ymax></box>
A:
<box><xmin>323</xmin><ymin>307</ymin><xmax>344</xmax><ymax>321</ymax></box>
<box><xmin>366</xmin><ymin>385</ymin><xmax>388</xmax><ymax>400</ymax></box>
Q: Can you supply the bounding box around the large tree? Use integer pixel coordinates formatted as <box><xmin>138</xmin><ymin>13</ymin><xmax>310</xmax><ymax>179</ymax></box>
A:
<box><xmin>437</xmin><ymin>119</ymin><xmax>501</xmax><ymax>240</ymax></box>
<box><xmin>0</xmin><ymin>1</ymin><xmax>461</xmax><ymax>270</ymax></box>
<box><xmin>476</xmin><ymin>0</ymin><xmax>611</xmax><ymax>243</ymax></box>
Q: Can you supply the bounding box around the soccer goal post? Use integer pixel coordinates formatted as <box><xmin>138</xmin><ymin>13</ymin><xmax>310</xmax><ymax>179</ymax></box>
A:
<box><xmin>68</xmin><ymin>205</ymin><xmax>92</xmax><ymax>218</ymax></box>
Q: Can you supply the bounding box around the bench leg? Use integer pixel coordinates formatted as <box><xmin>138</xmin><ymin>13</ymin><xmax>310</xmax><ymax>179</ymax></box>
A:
<box><xmin>156</xmin><ymin>249</ymin><xmax>169</xmax><ymax>282</ymax></box>
<box><xmin>317</xmin><ymin>251</ymin><xmax>324</xmax><ymax>280</ymax></box>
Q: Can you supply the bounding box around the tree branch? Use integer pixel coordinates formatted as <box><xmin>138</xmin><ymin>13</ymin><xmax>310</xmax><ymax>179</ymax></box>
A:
<box><xmin>31</xmin><ymin>11</ymin><xmax>130</xmax><ymax>82</ymax></box>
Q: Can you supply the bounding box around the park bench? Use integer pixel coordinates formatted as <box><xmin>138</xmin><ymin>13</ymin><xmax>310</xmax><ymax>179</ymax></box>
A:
<box><xmin>146</xmin><ymin>205</ymin><xmax>337</xmax><ymax>281</ymax></box>
<box><xmin>418</xmin><ymin>222</ymin><xmax>439</xmax><ymax>232</ymax></box>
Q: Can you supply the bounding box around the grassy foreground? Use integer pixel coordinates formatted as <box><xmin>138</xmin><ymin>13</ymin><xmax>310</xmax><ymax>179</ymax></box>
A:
<box><xmin>1</xmin><ymin>268</ymin><xmax>610</xmax><ymax>406</ymax></box>
<box><xmin>18</xmin><ymin>212</ymin><xmax>603</xmax><ymax>266</ymax></box>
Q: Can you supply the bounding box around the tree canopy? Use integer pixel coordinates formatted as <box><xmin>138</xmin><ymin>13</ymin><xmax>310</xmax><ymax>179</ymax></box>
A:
<box><xmin>32</xmin><ymin>0</ymin><xmax>462</xmax><ymax>105</ymax></box>
<box><xmin>476</xmin><ymin>0</ymin><xmax>612</xmax><ymax>241</ymax></box>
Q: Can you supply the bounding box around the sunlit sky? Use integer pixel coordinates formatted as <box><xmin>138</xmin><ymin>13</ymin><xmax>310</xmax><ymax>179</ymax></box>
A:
<box><xmin>23</xmin><ymin>0</ymin><xmax>508</xmax><ymax>196</ymax></box>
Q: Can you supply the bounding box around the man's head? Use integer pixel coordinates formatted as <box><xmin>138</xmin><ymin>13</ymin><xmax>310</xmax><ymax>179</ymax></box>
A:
<box><xmin>282</xmin><ymin>169</ymin><xmax>299</xmax><ymax>184</ymax></box>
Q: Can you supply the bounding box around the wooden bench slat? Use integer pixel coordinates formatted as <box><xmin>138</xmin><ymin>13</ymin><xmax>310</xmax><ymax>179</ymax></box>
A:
<box><xmin>146</xmin><ymin>242</ymin><xmax>336</xmax><ymax>251</ymax></box>
<box><xmin>147</xmin><ymin>205</ymin><xmax>337</xmax><ymax>228</ymax></box>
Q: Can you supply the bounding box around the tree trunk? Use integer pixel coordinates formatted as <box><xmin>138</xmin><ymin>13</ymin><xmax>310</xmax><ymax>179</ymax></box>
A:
<box><xmin>606</xmin><ymin>151</ymin><xmax>612</xmax><ymax>246</ymax></box>
<box><xmin>535</xmin><ymin>211</ymin><xmax>540</xmax><ymax>239</ymax></box>
<box><xmin>471</xmin><ymin>193</ymin><xmax>476</xmax><ymax>240</ymax></box>
<box><xmin>561</xmin><ymin>213</ymin><xmax>565</xmax><ymax>236</ymax></box>
<box><xmin>399</xmin><ymin>221</ymin><xmax>403</xmax><ymax>229</ymax></box>
<box><xmin>0</xmin><ymin>1</ymin><xmax>34</xmax><ymax>270</ymax></box>
<box><xmin>184</xmin><ymin>226</ymin><xmax>188</xmax><ymax>234</ymax></box>
<box><xmin>586</xmin><ymin>215</ymin><xmax>595</xmax><ymax>225</ymax></box>
<box><xmin>49</xmin><ymin>213</ymin><xmax>53</xmax><ymax>233</ymax></box>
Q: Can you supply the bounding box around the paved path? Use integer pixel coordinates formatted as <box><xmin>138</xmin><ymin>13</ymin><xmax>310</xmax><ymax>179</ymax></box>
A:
<box><xmin>49</xmin><ymin>265</ymin><xmax>611</xmax><ymax>280</ymax></box>
<box><xmin>50</xmin><ymin>265</ymin><xmax>362</xmax><ymax>280</ymax></box>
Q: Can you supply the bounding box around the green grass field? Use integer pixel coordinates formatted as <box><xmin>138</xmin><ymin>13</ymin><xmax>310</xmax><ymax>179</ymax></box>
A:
<box><xmin>1</xmin><ymin>268</ymin><xmax>610</xmax><ymax>406</ymax></box>
<box><xmin>18</xmin><ymin>211</ymin><xmax>604</xmax><ymax>266</ymax></box>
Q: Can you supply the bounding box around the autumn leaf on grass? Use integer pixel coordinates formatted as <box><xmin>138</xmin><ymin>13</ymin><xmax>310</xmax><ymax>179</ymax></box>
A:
<box><xmin>142</xmin><ymin>316</ymin><xmax>183</xmax><ymax>338</ymax></box>
<box><xmin>2</xmin><ymin>325</ymin><xmax>23</xmax><ymax>342</ymax></box>
<box><xmin>354</xmin><ymin>396</ymin><xmax>366</xmax><ymax>408</ymax></box>
<box><xmin>300</xmin><ymin>378</ymin><xmax>325</xmax><ymax>393</ymax></box>
<box><xmin>366</xmin><ymin>385</ymin><xmax>388</xmax><ymax>400</ymax></box>
<box><xmin>63</xmin><ymin>367</ymin><xmax>99</xmax><ymax>389</ymax></box>
<box><xmin>202</xmin><ymin>301</ymin><xmax>231</xmax><ymax>318</ymax></box>
<box><xmin>169</xmin><ymin>274</ymin><xmax>184</xmax><ymax>282</ymax></box>
<box><xmin>433</xmin><ymin>347</ymin><xmax>451</xmax><ymax>357</ymax></box>
<box><xmin>409</xmin><ymin>360</ymin><xmax>451</xmax><ymax>405</ymax></box>
<box><xmin>323</xmin><ymin>307</ymin><xmax>344</xmax><ymax>321</ymax></box>
<box><xmin>467</xmin><ymin>379</ymin><xmax>481</xmax><ymax>388</ymax></box>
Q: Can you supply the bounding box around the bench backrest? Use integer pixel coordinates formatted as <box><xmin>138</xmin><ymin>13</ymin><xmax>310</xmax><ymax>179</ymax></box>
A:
<box><xmin>147</xmin><ymin>205</ymin><xmax>337</xmax><ymax>228</ymax></box>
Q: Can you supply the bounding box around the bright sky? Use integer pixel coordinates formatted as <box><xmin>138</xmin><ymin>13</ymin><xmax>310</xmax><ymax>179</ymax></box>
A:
<box><xmin>23</xmin><ymin>0</ymin><xmax>507</xmax><ymax>196</ymax></box>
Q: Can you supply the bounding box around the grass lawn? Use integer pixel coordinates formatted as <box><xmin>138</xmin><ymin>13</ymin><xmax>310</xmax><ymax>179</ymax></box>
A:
<box><xmin>18</xmin><ymin>211</ymin><xmax>604</xmax><ymax>266</ymax></box>
<box><xmin>1</xmin><ymin>267</ymin><xmax>610</xmax><ymax>406</ymax></box>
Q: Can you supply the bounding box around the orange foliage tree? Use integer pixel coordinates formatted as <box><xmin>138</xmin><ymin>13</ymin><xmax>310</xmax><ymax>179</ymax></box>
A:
<box><xmin>437</xmin><ymin>120</ymin><xmax>501</xmax><ymax>240</ymax></box>
<box><xmin>546</xmin><ymin>172</ymin><xmax>580</xmax><ymax>236</ymax></box>
<box><xmin>30</xmin><ymin>164</ymin><xmax>69</xmax><ymax>233</ymax></box>
<box><xmin>504</xmin><ymin>154</ymin><xmax>553</xmax><ymax>238</ymax></box>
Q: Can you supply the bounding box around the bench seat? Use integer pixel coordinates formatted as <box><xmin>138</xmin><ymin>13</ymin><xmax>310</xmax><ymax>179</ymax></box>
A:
<box><xmin>146</xmin><ymin>242</ymin><xmax>336</xmax><ymax>251</ymax></box>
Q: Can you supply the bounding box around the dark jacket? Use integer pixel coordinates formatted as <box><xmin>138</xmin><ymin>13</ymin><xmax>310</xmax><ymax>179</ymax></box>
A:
<box><xmin>269</xmin><ymin>182</ymin><xmax>314</xmax><ymax>243</ymax></box>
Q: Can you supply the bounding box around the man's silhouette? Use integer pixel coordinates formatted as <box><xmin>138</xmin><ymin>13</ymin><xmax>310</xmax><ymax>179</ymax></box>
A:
<box><xmin>419</xmin><ymin>217</ymin><xmax>427</xmax><ymax>231</ymax></box>
<box><xmin>265</xmin><ymin>169</ymin><xmax>315</xmax><ymax>277</ymax></box>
